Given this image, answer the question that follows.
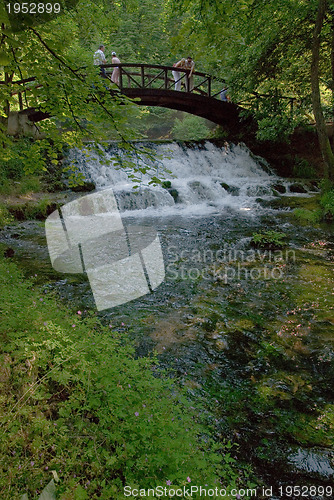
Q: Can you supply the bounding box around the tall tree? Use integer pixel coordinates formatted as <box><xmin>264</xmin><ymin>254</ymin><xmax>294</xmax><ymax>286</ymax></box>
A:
<box><xmin>0</xmin><ymin>0</ymin><xmax>169</xmax><ymax>178</ymax></box>
<box><xmin>311</xmin><ymin>0</ymin><xmax>334</xmax><ymax>180</ymax></box>
<box><xmin>170</xmin><ymin>0</ymin><xmax>334</xmax><ymax>180</ymax></box>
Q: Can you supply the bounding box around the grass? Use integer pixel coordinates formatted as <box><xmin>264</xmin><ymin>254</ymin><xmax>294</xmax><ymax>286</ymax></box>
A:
<box><xmin>0</xmin><ymin>254</ymin><xmax>246</xmax><ymax>499</ymax></box>
<box><xmin>0</xmin><ymin>204</ymin><xmax>14</xmax><ymax>229</ymax></box>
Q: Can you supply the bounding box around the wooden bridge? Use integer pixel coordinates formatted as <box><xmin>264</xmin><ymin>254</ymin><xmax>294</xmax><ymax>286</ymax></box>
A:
<box><xmin>2</xmin><ymin>63</ymin><xmax>259</xmax><ymax>134</ymax></box>
<box><xmin>102</xmin><ymin>63</ymin><xmax>245</xmax><ymax>130</ymax></box>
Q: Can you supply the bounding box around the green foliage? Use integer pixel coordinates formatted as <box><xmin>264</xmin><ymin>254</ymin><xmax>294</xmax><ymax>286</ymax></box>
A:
<box><xmin>0</xmin><ymin>204</ymin><xmax>14</xmax><ymax>228</ymax></box>
<box><xmin>21</xmin><ymin>479</ymin><xmax>57</xmax><ymax>500</ymax></box>
<box><xmin>172</xmin><ymin>114</ymin><xmax>211</xmax><ymax>140</ymax></box>
<box><xmin>255</xmin><ymin>113</ymin><xmax>298</xmax><ymax>143</ymax></box>
<box><xmin>292</xmin><ymin>189</ymin><xmax>334</xmax><ymax>223</ymax></box>
<box><xmin>63</xmin><ymin>164</ymin><xmax>87</xmax><ymax>188</ymax></box>
<box><xmin>293</xmin><ymin>208</ymin><xmax>322</xmax><ymax>224</ymax></box>
<box><xmin>320</xmin><ymin>189</ymin><xmax>334</xmax><ymax>220</ymax></box>
<box><xmin>169</xmin><ymin>0</ymin><xmax>332</xmax><ymax>152</ymax></box>
<box><xmin>0</xmin><ymin>138</ymin><xmax>44</xmax><ymax>178</ymax></box>
<box><xmin>22</xmin><ymin>197</ymin><xmax>55</xmax><ymax>219</ymax></box>
<box><xmin>293</xmin><ymin>157</ymin><xmax>316</xmax><ymax>179</ymax></box>
<box><xmin>1</xmin><ymin>3</ymin><xmax>171</xmax><ymax>184</ymax></box>
<box><xmin>251</xmin><ymin>230</ymin><xmax>287</xmax><ymax>249</ymax></box>
<box><xmin>0</xmin><ymin>257</ymin><xmax>240</xmax><ymax>499</ymax></box>
<box><xmin>0</xmin><ymin>175</ymin><xmax>42</xmax><ymax>196</ymax></box>
<box><xmin>0</xmin><ymin>138</ymin><xmax>60</xmax><ymax>194</ymax></box>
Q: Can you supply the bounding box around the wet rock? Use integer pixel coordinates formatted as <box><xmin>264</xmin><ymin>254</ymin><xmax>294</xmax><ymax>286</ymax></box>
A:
<box><xmin>71</xmin><ymin>181</ymin><xmax>96</xmax><ymax>192</ymax></box>
<box><xmin>168</xmin><ymin>188</ymin><xmax>179</xmax><ymax>203</ymax></box>
<box><xmin>288</xmin><ymin>447</ymin><xmax>334</xmax><ymax>479</ymax></box>
<box><xmin>215</xmin><ymin>338</ymin><xmax>229</xmax><ymax>351</ymax></box>
<box><xmin>289</xmin><ymin>183</ymin><xmax>308</xmax><ymax>194</ymax></box>
<box><xmin>307</xmin><ymin>180</ymin><xmax>320</xmax><ymax>191</ymax></box>
<box><xmin>220</xmin><ymin>182</ymin><xmax>240</xmax><ymax>196</ymax></box>
<box><xmin>272</xmin><ymin>183</ymin><xmax>286</xmax><ymax>194</ymax></box>
<box><xmin>4</xmin><ymin>247</ymin><xmax>15</xmax><ymax>258</ymax></box>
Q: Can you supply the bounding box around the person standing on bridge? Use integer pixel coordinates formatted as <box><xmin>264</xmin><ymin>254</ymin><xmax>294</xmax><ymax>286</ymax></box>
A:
<box><xmin>172</xmin><ymin>58</ymin><xmax>186</xmax><ymax>91</ymax></box>
<box><xmin>93</xmin><ymin>44</ymin><xmax>107</xmax><ymax>78</ymax></box>
<box><xmin>184</xmin><ymin>56</ymin><xmax>195</xmax><ymax>91</ymax></box>
<box><xmin>111</xmin><ymin>52</ymin><xmax>121</xmax><ymax>86</ymax></box>
<box><xmin>220</xmin><ymin>87</ymin><xmax>230</xmax><ymax>102</ymax></box>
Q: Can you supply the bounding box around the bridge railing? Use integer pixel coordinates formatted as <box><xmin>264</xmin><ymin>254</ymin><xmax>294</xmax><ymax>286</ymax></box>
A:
<box><xmin>102</xmin><ymin>63</ymin><xmax>224</xmax><ymax>98</ymax></box>
<box><xmin>1</xmin><ymin>64</ymin><xmax>227</xmax><ymax>114</ymax></box>
<box><xmin>0</xmin><ymin>77</ymin><xmax>40</xmax><ymax>112</ymax></box>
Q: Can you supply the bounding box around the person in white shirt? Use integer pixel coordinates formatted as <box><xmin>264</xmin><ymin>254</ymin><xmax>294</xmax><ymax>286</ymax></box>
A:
<box><xmin>93</xmin><ymin>45</ymin><xmax>107</xmax><ymax>78</ymax></box>
<box><xmin>172</xmin><ymin>58</ymin><xmax>186</xmax><ymax>91</ymax></box>
<box><xmin>111</xmin><ymin>52</ymin><xmax>121</xmax><ymax>85</ymax></box>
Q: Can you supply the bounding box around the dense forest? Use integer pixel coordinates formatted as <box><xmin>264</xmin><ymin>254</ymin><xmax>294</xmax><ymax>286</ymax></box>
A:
<box><xmin>1</xmin><ymin>1</ymin><xmax>334</xmax><ymax>499</ymax></box>
<box><xmin>1</xmin><ymin>0</ymin><xmax>334</xmax><ymax>175</ymax></box>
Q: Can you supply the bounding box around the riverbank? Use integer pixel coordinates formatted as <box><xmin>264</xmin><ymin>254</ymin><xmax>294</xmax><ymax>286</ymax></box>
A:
<box><xmin>251</xmin><ymin>126</ymin><xmax>330</xmax><ymax>178</ymax></box>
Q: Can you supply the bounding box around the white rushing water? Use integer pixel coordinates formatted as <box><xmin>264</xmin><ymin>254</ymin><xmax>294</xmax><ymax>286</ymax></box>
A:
<box><xmin>70</xmin><ymin>141</ymin><xmax>311</xmax><ymax>216</ymax></box>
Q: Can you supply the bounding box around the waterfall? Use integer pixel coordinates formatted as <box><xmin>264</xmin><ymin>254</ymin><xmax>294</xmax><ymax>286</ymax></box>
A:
<box><xmin>69</xmin><ymin>141</ymin><xmax>313</xmax><ymax>215</ymax></box>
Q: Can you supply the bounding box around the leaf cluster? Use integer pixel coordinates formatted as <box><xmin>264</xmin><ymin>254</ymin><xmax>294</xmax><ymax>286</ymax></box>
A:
<box><xmin>251</xmin><ymin>230</ymin><xmax>287</xmax><ymax>249</ymax></box>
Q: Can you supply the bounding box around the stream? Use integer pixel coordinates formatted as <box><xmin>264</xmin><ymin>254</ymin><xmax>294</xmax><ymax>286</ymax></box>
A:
<box><xmin>1</xmin><ymin>141</ymin><xmax>334</xmax><ymax>499</ymax></box>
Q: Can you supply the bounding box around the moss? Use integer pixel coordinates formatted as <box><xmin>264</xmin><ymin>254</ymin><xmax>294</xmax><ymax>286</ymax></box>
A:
<box><xmin>7</xmin><ymin>198</ymin><xmax>59</xmax><ymax>221</ymax></box>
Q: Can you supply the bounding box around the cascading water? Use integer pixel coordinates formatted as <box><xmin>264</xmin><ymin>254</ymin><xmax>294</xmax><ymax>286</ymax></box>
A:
<box><xmin>70</xmin><ymin>141</ymin><xmax>304</xmax><ymax>215</ymax></box>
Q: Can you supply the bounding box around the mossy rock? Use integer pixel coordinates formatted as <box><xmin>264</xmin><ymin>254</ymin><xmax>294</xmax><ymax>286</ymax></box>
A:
<box><xmin>8</xmin><ymin>200</ymin><xmax>59</xmax><ymax>221</ymax></box>
<box><xmin>272</xmin><ymin>183</ymin><xmax>286</xmax><ymax>194</ymax></box>
<box><xmin>220</xmin><ymin>182</ymin><xmax>240</xmax><ymax>196</ymax></box>
<box><xmin>70</xmin><ymin>181</ymin><xmax>96</xmax><ymax>193</ymax></box>
<box><xmin>168</xmin><ymin>188</ymin><xmax>179</xmax><ymax>203</ymax></box>
<box><xmin>233</xmin><ymin>318</ymin><xmax>255</xmax><ymax>331</ymax></box>
<box><xmin>289</xmin><ymin>183</ymin><xmax>308</xmax><ymax>194</ymax></box>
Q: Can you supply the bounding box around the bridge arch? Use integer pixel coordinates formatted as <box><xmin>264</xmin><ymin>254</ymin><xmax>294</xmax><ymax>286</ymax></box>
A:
<box><xmin>8</xmin><ymin>63</ymin><xmax>255</xmax><ymax>137</ymax></box>
<box><xmin>105</xmin><ymin>63</ymin><xmax>246</xmax><ymax>131</ymax></box>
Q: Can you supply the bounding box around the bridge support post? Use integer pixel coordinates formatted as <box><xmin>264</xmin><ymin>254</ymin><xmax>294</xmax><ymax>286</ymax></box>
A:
<box><xmin>7</xmin><ymin>111</ymin><xmax>44</xmax><ymax>138</ymax></box>
<box><xmin>119</xmin><ymin>67</ymin><xmax>123</xmax><ymax>90</ymax></box>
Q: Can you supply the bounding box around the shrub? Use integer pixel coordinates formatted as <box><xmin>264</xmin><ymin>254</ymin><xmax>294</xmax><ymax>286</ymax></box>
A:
<box><xmin>292</xmin><ymin>158</ymin><xmax>316</xmax><ymax>179</ymax></box>
<box><xmin>293</xmin><ymin>208</ymin><xmax>322</xmax><ymax>224</ymax></box>
<box><xmin>171</xmin><ymin>115</ymin><xmax>211</xmax><ymax>141</ymax></box>
<box><xmin>251</xmin><ymin>230</ymin><xmax>287</xmax><ymax>249</ymax></box>
<box><xmin>320</xmin><ymin>189</ymin><xmax>334</xmax><ymax>221</ymax></box>
<box><xmin>0</xmin><ymin>204</ymin><xmax>14</xmax><ymax>229</ymax></box>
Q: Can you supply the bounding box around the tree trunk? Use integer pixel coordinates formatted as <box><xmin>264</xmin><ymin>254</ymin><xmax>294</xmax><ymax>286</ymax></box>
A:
<box><xmin>311</xmin><ymin>0</ymin><xmax>334</xmax><ymax>181</ymax></box>
<box><xmin>331</xmin><ymin>8</ymin><xmax>334</xmax><ymax>143</ymax></box>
